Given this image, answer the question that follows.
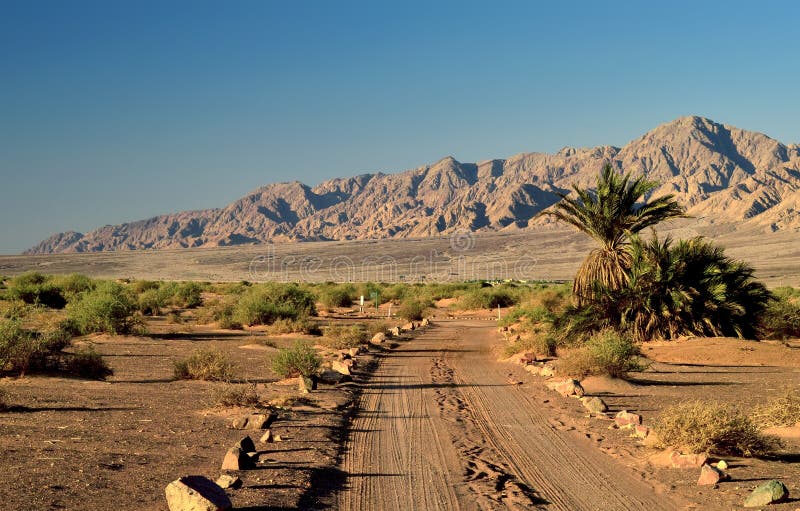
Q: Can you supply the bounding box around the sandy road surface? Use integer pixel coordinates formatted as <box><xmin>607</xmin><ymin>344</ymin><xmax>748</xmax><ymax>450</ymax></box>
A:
<box><xmin>335</xmin><ymin>320</ymin><xmax>677</xmax><ymax>510</ymax></box>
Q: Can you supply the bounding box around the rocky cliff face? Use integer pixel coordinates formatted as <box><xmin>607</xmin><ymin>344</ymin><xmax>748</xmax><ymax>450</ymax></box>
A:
<box><xmin>26</xmin><ymin>116</ymin><xmax>800</xmax><ymax>254</ymax></box>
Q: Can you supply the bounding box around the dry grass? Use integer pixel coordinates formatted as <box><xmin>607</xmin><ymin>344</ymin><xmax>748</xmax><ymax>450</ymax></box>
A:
<box><xmin>556</xmin><ymin>330</ymin><xmax>646</xmax><ymax>379</ymax></box>
<box><xmin>322</xmin><ymin>323</ymin><xmax>368</xmax><ymax>349</ymax></box>
<box><xmin>652</xmin><ymin>401</ymin><xmax>780</xmax><ymax>457</ymax></box>
<box><xmin>752</xmin><ymin>389</ymin><xmax>800</xmax><ymax>428</ymax></box>
<box><xmin>211</xmin><ymin>383</ymin><xmax>260</xmax><ymax>407</ymax></box>
<box><xmin>173</xmin><ymin>348</ymin><xmax>238</xmax><ymax>381</ymax></box>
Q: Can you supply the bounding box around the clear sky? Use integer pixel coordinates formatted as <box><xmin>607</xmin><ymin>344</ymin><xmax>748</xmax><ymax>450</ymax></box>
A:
<box><xmin>1</xmin><ymin>0</ymin><xmax>799</xmax><ymax>254</ymax></box>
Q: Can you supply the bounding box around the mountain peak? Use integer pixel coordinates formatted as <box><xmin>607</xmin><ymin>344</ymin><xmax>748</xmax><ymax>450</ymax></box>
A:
<box><xmin>24</xmin><ymin>117</ymin><xmax>800</xmax><ymax>254</ymax></box>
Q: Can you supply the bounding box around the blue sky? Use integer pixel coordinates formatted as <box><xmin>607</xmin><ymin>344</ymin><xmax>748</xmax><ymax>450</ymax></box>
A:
<box><xmin>1</xmin><ymin>0</ymin><xmax>799</xmax><ymax>254</ymax></box>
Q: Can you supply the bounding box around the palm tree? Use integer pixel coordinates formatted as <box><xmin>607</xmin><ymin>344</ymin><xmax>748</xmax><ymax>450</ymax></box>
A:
<box><xmin>543</xmin><ymin>164</ymin><xmax>685</xmax><ymax>304</ymax></box>
<box><xmin>619</xmin><ymin>235</ymin><xmax>772</xmax><ymax>340</ymax></box>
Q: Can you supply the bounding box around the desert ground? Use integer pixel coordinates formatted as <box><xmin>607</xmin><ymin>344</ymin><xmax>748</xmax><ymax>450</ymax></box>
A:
<box><xmin>2</xmin><ymin>223</ymin><xmax>799</xmax><ymax>287</ymax></box>
<box><xmin>1</xmin><ymin>304</ymin><xmax>798</xmax><ymax>510</ymax></box>
<box><xmin>1</xmin><ymin>228</ymin><xmax>799</xmax><ymax>510</ymax></box>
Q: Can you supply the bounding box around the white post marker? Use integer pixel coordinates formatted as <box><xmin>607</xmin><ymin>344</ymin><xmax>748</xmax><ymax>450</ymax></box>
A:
<box><xmin>497</xmin><ymin>304</ymin><xmax>501</xmax><ymax>321</ymax></box>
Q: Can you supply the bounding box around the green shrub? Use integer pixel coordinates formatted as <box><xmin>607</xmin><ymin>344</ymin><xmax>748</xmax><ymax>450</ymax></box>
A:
<box><xmin>131</xmin><ymin>280</ymin><xmax>161</xmax><ymax>294</ymax></box>
<box><xmin>323</xmin><ymin>323</ymin><xmax>368</xmax><ymax>349</ymax></box>
<box><xmin>759</xmin><ymin>294</ymin><xmax>800</xmax><ymax>340</ymax></box>
<box><xmin>456</xmin><ymin>286</ymin><xmax>521</xmax><ymax>310</ymax></box>
<box><xmin>53</xmin><ymin>274</ymin><xmax>95</xmax><ymax>301</ymax></box>
<box><xmin>233</xmin><ymin>284</ymin><xmax>317</xmax><ymax>326</ymax></box>
<box><xmin>1</xmin><ymin>300</ymin><xmax>35</xmax><ymax>320</ymax></box>
<box><xmin>0</xmin><ymin>318</ymin><xmax>75</xmax><ymax>376</ymax></box>
<box><xmin>7</xmin><ymin>272</ymin><xmax>67</xmax><ymax>309</ymax></box>
<box><xmin>0</xmin><ymin>319</ymin><xmax>35</xmax><ymax>373</ymax></box>
<box><xmin>173</xmin><ymin>282</ymin><xmax>204</xmax><ymax>308</ymax></box>
<box><xmin>397</xmin><ymin>299</ymin><xmax>430</xmax><ymax>321</ymax></box>
<box><xmin>173</xmin><ymin>348</ymin><xmax>237</xmax><ymax>381</ymax></box>
<box><xmin>270</xmin><ymin>341</ymin><xmax>321</xmax><ymax>378</ymax></box>
<box><xmin>557</xmin><ymin>330</ymin><xmax>645</xmax><ymax>379</ymax></box>
<box><xmin>318</xmin><ymin>284</ymin><xmax>355</xmax><ymax>308</ymax></box>
<box><xmin>64</xmin><ymin>347</ymin><xmax>113</xmax><ymax>380</ymax></box>
<box><xmin>653</xmin><ymin>401</ymin><xmax>779</xmax><ymax>457</ymax></box>
<box><xmin>66</xmin><ymin>281</ymin><xmax>139</xmax><ymax>335</ymax></box>
<box><xmin>138</xmin><ymin>288</ymin><xmax>166</xmax><ymax>315</ymax></box>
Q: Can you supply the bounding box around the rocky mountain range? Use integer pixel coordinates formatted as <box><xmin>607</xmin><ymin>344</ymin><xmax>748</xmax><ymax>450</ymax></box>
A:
<box><xmin>26</xmin><ymin>116</ymin><xmax>800</xmax><ymax>254</ymax></box>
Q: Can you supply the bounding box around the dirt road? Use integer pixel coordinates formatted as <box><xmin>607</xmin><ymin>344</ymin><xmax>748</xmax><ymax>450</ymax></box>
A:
<box><xmin>335</xmin><ymin>320</ymin><xmax>677</xmax><ymax>510</ymax></box>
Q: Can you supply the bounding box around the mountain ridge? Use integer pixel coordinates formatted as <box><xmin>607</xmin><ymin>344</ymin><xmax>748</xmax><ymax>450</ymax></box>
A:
<box><xmin>26</xmin><ymin>116</ymin><xmax>800</xmax><ymax>254</ymax></box>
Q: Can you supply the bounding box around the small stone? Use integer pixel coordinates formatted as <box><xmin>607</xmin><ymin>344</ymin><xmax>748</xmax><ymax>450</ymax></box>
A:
<box><xmin>539</xmin><ymin>365</ymin><xmax>555</xmax><ymax>377</ymax></box>
<box><xmin>165</xmin><ymin>476</ymin><xmax>232</xmax><ymax>511</ymax></box>
<box><xmin>524</xmin><ymin>365</ymin><xmax>539</xmax><ymax>374</ymax></box>
<box><xmin>421</xmin><ymin>318</ymin><xmax>430</xmax><ymax>326</ymax></box>
<box><xmin>370</xmin><ymin>333</ymin><xmax>386</xmax><ymax>345</ymax></box>
<box><xmin>716</xmin><ymin>460</ymin><xmax>728</xmax><ymax>470</ymax></box>
<box><xmin>743</xmin><ymin>480</ymin><xmax>789</xmax><ymax>507</ymax></box>
<box><xmin>401</xmin><ymin>322</ymin><xmax>415</xmax><ymax>331</ymax></box>
<box><xmin>259</xmin><ymin>430</ymin><xmax>273</xmax><ymax>443</ymax></box>
<box><xmin>215</xmin><ymin>474</ymin><xmax>242</xmax><ymax>490</ymax></box>
<box><xmin>230</xmin><ymin>412</ymin><xmax>275</xmax><ymax>430</ymax></box>
<box><xmin>273</xmin><ymin>434</ymin><xmax>282</xmax><ymax>442</ymax></box>
<box><xmin>331</xmin><ymin>360</ymin><xmax>351</xmax><ymax>376</ymax></box>
<box><xmin>390</xmin><ymin>327</ymin><xmax>401</xmax><ymax>337</ymax></box>
<box><xmin>697</xmin><ymin>463</ymin><xmax>726</xmax><ymax>486</ymax></box>
<box><xmin>298</xmin><ymin>376</ymin><xmax>316</xmax><ymax>394</ymax></box>
<box><xmin>221</xmin><ymin>447</ymin><xmax>256</xmax><ymax>471</ymax></box>
<box><xmin>580</xmin><ymin>396</ymin><xmax>608</xmax><ymax>414</ymax></box>
<box><xmin>235</xmin><ymin>436</ymin><xmax>256</xmax><ymax>453</ymax></box>
<box><xmin>554</xmin><ymin>379</ymin><xmax>585</xmax><ymax>397</ymax></box>
<box><xmin>348</xmin><ymin>347</ymin><xmax>361</xmax><ymax>357</ymax></box>
<box><xmin>614</xmin><ymin>410</ymin><xmax>642</xmax><ymax>427</ymax></box>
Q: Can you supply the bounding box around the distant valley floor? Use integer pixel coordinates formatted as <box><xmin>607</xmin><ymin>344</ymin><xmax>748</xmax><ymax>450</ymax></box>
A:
<box><xmin>2</xmin><ymin>223</ymin><xmax>798</xmax><ymax>287</ymax></box>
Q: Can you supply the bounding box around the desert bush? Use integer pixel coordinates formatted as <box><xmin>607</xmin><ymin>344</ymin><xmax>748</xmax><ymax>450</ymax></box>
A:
<box><xmin>759</xmin><ymin>293</ymin><xmax>800</xmax><ymax>340</ymax></box>
<box><xmin>504</xmin><ymin>330</ymin><xmax>557</xmax><ymax>358</ymax></box>
<box><xmin>323</xmin><ymin>323</ymin><xmax>368</xmax><ymax>349</ymax></box>
<box><xmin>173</xmin><ymin>348</ymin><xmax>237</xmax><ymax>381</ymax></box>
<box><xmin>53</xmin><ymin>273</ymin><xmax>95</xmax><ymax>301</ymax></box>
<box><xmin>0</xmin><ymin>319</ymin><xmax>35</xmax><ymax>373</ymax></box>
<box><xmin>653</xmin><ymin>401</ymin><xmax>779</xmax><ymax>457</ymax></box>
<box><xmin>318</xmin><ymin>284</ymin><xmax>355</xmax><ymax>308</ymax></box>
<box><xmin>138</xmin><ymin>288</ymin><xmax>166</xmax><ymax>315</ymax></box>
<box><xmin>265</xmin><ymin>317</ymin><xmax>321</xmax><ymax>335</ymax></box>
<box><xmin>66</xmin><ymin>281</ymin><xmax>139</xmax><ymax>335</ymax></box>
<box><xmin>0</xmin><ymin>318</ymin><xmax>76</xmax><ymax>376</ymax></box>
<box><xmin>233</xmin><ymin>284</ymin><xmax>317</xmax><ymax>326</ymax></box>
<box><xmin>557</xmin><ymin>330</ymin><xmax>645</xmax><ymax>379</ymax></box>
<box><xmin>752</xmin><ymin>389</ymin><xmax>800</xmax><ymax>428</ymax></box>
<box><xmin>64</xmin><ymin>346</ymin><xmax>113</xmax><ymax>380</ymax></box>
<box><xmin>131</xmin><ymin>280</ymin><xmax>161</xmax><ymax>294</ymax></box>
<box><xmin>7</xmin><ymin>272</ymin><xmax>67</xmax><ymax>309</ymax></box>
<box><xmin>270</xmin><ymin>341</ymin><xmax>321</xmax><ymax>378</ymax></box>
<box><xmin>397</xmin><ymin>299</ymin><xmax>430</xmax><ymax>321</ymax></box>
<box><xmin>172</xmin><ymin>282</ymin><xmax>204</xmax><ymax>308</ymax></box>
<box><xmin>457</xmin><ymin>285</ymin><xmax>523</xmax><ymax>310</ymax></box>
<box><xmin>212</xmin><ymin>382</ymin><xmax>260</xmax><ymax>407</ymax></box>
<box><xmin>0</xmin><ymin>300</ymin><xmax>36</xmax><ymax>320</ymax></box>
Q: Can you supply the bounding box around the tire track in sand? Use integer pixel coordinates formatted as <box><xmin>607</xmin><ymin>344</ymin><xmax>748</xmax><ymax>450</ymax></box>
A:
<box><xmin>335</xmin><ymin>320</ymin><xmax>678</xmax><ymax>510</ymax></box>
